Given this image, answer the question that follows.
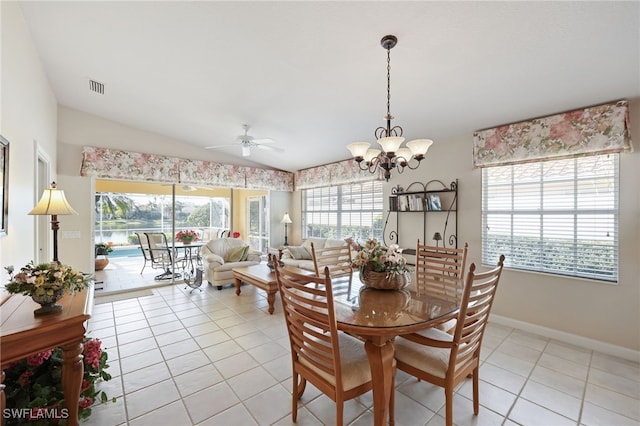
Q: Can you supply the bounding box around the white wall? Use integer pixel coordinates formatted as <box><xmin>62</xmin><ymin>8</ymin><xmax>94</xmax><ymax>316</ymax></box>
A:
<box><xmin>0</xmin><ymin>2</ymin><xmax>58</xmax><ymax>276</ymax></box>
<box><xmin>386</xmin><ymin>99</ymin><xmax>640</xmax><ymax>352</ymax></box>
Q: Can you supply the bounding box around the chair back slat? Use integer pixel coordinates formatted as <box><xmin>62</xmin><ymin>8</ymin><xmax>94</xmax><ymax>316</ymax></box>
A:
<box><xmin>449</xmin><ymin>255</ymin><xmax>505</xmax><ymax>373</ymax></box>
<box><xmin>311</xmin><ymin>243</ymin><xmax>353</xmax><ymax>279</ymax></box>
<box><xmin>275</xmin><ymin>265</ymin><xmax>345</xmax><ymax>388</ymax></box>
<box><xmin>415</xmin><ymin>241</ymin><xmax>468</xmax><ymax>301</ymax></box>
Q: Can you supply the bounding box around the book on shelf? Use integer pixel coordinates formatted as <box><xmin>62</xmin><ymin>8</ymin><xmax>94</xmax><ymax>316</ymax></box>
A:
<box><xmin>427</xmin><ymin>194</ymin><xmax>442</xmax><ymax>211</ymax></box>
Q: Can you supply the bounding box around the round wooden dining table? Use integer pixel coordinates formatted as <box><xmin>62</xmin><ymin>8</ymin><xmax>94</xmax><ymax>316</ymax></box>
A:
<box><xmin>331</xmin><ymin>274</ymin><xmax>461</xmax><ymax>426</ymax></box>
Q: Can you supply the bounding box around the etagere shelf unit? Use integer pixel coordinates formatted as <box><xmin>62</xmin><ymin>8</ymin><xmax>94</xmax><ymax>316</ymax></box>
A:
<box><xmin>384</xmin><ymin>179</ymin><xmax>458</xmax><ymax>255</ymax></box>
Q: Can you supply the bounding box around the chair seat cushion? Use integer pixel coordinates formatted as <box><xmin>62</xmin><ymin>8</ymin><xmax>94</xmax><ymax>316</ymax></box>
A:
<box><xmin>394</xmin><ymin>328</ymin><xmax>453</xmax><ymax>379</ymax></box>
<box><xmin>300</xmin><ymin>332</ymin><xmax>372</xmax><ymax>392</ymax></box>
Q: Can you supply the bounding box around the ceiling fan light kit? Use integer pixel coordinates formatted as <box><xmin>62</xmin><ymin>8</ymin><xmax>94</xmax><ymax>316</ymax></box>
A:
<box><xmin>347</xmin><ymin>34</ymin><xmax>433</xmax><ymax>181</ymax></box>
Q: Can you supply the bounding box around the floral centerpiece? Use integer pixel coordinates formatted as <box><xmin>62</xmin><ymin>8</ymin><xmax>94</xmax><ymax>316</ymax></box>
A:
<box><xmin>347</xmin><ymin>238</ymin><xmax>411</xmax><ymax>290</ymax></box>
<box><xmin>4</xmin><ymin>262</ymin><xmax>92</xmax><ymax>315</ymax></box>
<box><xmin>3</xmin><ymin>337</ymin><xmax>114</xmax><ymax>425</ymax></box>
<box><xmin>175</xmin><ymin>229</ymin><xmax>199</xmax><ymax>244</ymax></box>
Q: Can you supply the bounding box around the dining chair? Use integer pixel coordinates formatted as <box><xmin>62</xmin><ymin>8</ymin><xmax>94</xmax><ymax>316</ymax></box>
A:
<box><xmin>274</xmin><ymin>263</ymin><xmax>392</xmax><ymax>426</ymax></box>
<box><xmin>415</xmin><ymin>240</ymin><xmax>468</xmax><ymax>334</ymax></box>
<box><xmin>394</xmin><ymin>255</ymin><xmax>505</xmax><ymax>426</ymax></box>
<box><xmin>310</xmin><ymin>242</ymin><xmax>353</xmax><ymax>278</ymax></box>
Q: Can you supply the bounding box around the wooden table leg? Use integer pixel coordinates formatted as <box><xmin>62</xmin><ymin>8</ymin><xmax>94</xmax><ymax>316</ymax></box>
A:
<box><xmin>267</xmin><ymin>290</ymin><xmax>276</xmax><ymax>314</ymax></box>
<box><xmin>235</xmin><ymin>277</ymin><xmax>242</xmax><ymax>296</ymax></box>
<box><xmin>363</xmin><ymin>335</ymin><xmax>395</xmax><ymax>426</ymax></box>
<box><xmin>61</xmin><ymin>341</ymin><xmax>84</xmax><ymax>426</ymax></box>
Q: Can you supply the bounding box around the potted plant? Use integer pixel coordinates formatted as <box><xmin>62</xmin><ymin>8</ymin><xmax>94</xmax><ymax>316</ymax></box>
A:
<box><xmin>3</xmin><ymin>337</ymin><xmax>114</xmax><ymax>424</ymax></box>
<box><xmin>347</xmin><ymin>238</ymin><xmax>411</xmax><ymax>290</ymax></box>
<box><xmin>94</xmin><ymin>242</ymin><xmax>113</xmax><ymax>271</ymax></box>
<box><xmin>4</xmin><ymin>262</ymin><xmax>92</xmax><ymax>315</ymax></box>
<box><xmin>175</xmin><ymin>229</ymin><xmax>199</xmax><ymax>245</ymax></box>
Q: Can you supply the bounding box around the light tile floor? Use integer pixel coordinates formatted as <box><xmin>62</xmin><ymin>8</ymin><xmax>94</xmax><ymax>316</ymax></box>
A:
<box><xmin>88</xmin><ymin>260</ymin><xmax>640</xmax><ymax>426</ymax></box>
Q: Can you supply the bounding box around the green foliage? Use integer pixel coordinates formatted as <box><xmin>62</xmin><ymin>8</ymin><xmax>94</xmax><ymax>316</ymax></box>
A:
<box><xmin>4</xmin><ymin>262</ymin><xmax>92</xmax><ymax>298</ymax></box>
<box><xmin>3</xmin><ymin>338</ymin><xmax>115</xmax><ymax>425</ymax></box>
<box><xmin>94</xmin><ymin>242</ymin><xmax>113</xmax><ymax>255</ymax></box>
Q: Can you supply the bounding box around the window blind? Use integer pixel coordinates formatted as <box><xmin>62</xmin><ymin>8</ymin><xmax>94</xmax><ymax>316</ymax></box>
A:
<box><xmin>482</xmin><ymin>154</ymin><xmax>618</xmax><ymax>282</ymax></box>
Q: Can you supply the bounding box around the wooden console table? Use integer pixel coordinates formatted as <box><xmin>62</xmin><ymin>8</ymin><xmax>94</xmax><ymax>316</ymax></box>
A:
<box><xmin>1</xmin><ymin>287</ymin><xmax>93</xmax><ymax>426</ymax></box>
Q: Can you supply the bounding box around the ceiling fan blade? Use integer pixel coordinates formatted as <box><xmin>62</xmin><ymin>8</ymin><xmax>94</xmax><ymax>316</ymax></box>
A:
<box><xmin>255</xmin><ymin>144</ymin><xmax>284</xmax><ymax>152</ymax></box>
<box><xmin>204</xmin><ymin>144</ymin><xmax>237</xmax><ymax>150</ymax></box>
<box><xmin>253</xmin><ymin>138</ymin><xmax>275</xmax><ymax>144</ymax></box>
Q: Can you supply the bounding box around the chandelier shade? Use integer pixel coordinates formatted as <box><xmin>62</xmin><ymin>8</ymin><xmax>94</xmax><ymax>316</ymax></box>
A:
<box><xmin>348</xmin><ymin>35</ymin><xmax>433</xmax><ymax>181</ymax></box>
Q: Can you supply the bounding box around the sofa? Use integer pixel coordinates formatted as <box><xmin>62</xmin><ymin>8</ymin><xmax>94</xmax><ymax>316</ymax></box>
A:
<box><xmin>279</xmin><ymin>237</ymin><xmax>348</xmax><ymax>272</ymax></box>
<box><xmin>200</xmin><ymin>238</ymin><xmax>262</xmax><ymax>289</ymax></box>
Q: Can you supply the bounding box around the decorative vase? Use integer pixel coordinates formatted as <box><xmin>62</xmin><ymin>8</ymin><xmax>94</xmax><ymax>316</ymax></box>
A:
<box><xmin>359</xmin><ymin>263</ymin><xmax>410</xmax><ymax>290</ymax></box>
<box><xmin>31</xmin><ymin>290</ymin><xmax>64</xmax><ymax>316</ymax></box>
<box><xmin>95</xmin><ymin>257</ymin><xmax>109</xmax><ymax>271</ymax></box>
<box><xmin>181</xmin><ymin>239</ymin><xmax>191</xmax><ymax>245</ymax></box>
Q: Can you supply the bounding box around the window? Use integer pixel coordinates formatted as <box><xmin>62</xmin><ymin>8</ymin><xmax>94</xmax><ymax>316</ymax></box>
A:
<box><xmin>95</xmin><ymin>192</ymin><xmax>229</xmax><ymax>247</ymax></box>
<box><xmin>302</xmin><ymin>181</ymin><xmax>384</xmax><ymax>241</ymax></box>
<box><xmin>482</xmin><ymin>154</ymin><xmax>618</xmax><ymax>282</ymax></box>
<box><xmin>247</xmin><ymin>195</ymin><xmax>269</xmax><ymax>252</ymax></box>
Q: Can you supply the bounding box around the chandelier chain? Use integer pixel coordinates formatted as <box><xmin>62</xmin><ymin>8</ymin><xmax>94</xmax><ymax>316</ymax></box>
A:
<box><xmin>386</xmin><ymin>47</ymin><xmax>391</xmax><ymax>117</ymax></box>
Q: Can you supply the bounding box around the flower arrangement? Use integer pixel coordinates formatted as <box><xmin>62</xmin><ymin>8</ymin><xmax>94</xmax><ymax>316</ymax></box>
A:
<box><xmin>175</xmin><ymin>229</ymin><xmax>199</xmax><ymax>243</ymax></box>
<box><xmin>347</xmin><ymin>238</ymin><xmax>410</xmax><ymax>276</ymax></box>
<box><xmin>94</xmin><ymin>242</ymin><xmax>113</xmax><ymax>256</ymax></box>
<box><xmin>347</xmin><ymin>238</ymin><xmax>411</xmax><ymax>290</ymax></box>
<box><xmin>4</xmin><ymin>262</ymin><xmax>92</xmax><ymax>299</ymax></box>
<box><xmin>3</xmin><ymin>337</ymin><xmax>114</xmax><ymax>425</ymax></box>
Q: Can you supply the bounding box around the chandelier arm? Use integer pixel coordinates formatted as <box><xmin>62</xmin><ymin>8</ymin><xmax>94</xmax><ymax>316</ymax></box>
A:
<box><xmin>403</xmin><ymin>158</ymin><xmax>424</xmax><ymax>170</ymax></box>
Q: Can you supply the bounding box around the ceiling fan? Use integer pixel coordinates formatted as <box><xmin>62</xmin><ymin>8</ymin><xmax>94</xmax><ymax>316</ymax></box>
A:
<box><xmin>205</xmin><ymin>124</ymin><xmax>280</xmax><ymax>157</ymax></box>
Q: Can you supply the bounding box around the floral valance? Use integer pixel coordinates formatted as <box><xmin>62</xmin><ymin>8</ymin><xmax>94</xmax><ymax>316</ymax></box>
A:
<box><xmin>472</xmin><ymin>100</ymin><xmax>633</xmax><ymax>168</ymax></box>
<box><xmin>81</xmin><ymin>147</ymin><xmax>294</xmax><ymax>191</ymax></box>
<box><xmin>295</xmin><ymin>158</ymin><xmax>382</xmax><ymax>190</ymax></box>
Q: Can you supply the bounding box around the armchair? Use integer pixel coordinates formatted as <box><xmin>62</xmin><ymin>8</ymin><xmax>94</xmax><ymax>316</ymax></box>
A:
<box><xmin>200</xmin><ymin>238</ymin><xmax>262</xmax><ymax>289</ymax></box>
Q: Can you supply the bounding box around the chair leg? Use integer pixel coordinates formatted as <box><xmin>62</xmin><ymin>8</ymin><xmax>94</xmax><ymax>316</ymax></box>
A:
<box><xmin>291</xmin><ymin>372</ymin><xmax>299</xmax><ymax>422</ymax></box>
<box><xmin>445</xmin><ymin>386</ymin><xmax>454</xmax><ymax>426</ymax></box>
<box><xmin>336</xmin><ymin>401</ymin><xmax>344</xmax><ymax>426</ymax></box>
<box><xmin>472</xmin><ymin>367</ymin><xmax>480</xmax><ymax>415</ymax></box>
<box><xmin>389</xmin><ymin>374</ymin><xmax>395</xmax><ymax>426</ymax></box>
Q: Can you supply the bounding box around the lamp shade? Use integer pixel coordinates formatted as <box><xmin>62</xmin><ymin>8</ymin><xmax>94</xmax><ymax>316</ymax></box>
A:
<box><xmin>28</xmin><ymin>182</ymin><xmax>78</xmax><ymax>216</ymax></box>
<box><xmin>377</xmin><ymin>136</ymin><xmax>404</xmax><ymax>153</ymax></box>
<box><xmin>281</xmin><ymin>213</ymin><xmax>292</xmax><ymax>224</ymax></box>
<box><xmin>347</xmin><ymin>142</ymin><xmax>371</xmax><ymax>158</ymax></box>
<box><xmin>406</xmin><ymin>139</ymin><xmax>434</xmax><ymax>156</ymax></box>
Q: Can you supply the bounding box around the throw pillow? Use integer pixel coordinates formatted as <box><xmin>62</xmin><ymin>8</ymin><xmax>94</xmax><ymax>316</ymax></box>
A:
<box><xmin>288</xmin><ymin>246</ymin><xmax>310</xmax><ymax>260</ymax></box>
<box><xmin>226</xmin><ymin>245</ymin><xmax>249</xmax><ymax>262</ymax></box>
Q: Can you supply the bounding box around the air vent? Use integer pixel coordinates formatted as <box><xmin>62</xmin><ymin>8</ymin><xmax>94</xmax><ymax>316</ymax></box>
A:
<box><xmin>89</xmin><ymin>79</ymin><xmax>105</xmax><ymax>95</ymax></box>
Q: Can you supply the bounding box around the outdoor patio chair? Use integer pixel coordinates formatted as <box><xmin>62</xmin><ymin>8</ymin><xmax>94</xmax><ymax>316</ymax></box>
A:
<box><xmin>143</xmin><ymin>232</ymin><xmax>182</xmax><ymax>280</ymax></box>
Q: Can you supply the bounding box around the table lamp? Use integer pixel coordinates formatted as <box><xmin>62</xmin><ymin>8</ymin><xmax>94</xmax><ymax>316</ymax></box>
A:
<box><xmin>433</xmin><ymin>232</ymin><xmax>442</xmax><ymax>247</ymax></box>
<box><xmin>28</xmin><ymin>181</ymin><xmax>78</xmax><ymax>263</ymax></box>
<box><xmin>281</xmin><ymin>212</ymin><xmax>292</xmax><ymax>246</ymax></box>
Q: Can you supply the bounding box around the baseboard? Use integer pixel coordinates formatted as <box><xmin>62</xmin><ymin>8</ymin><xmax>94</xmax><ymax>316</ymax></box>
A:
<box><xmin>490</xmin><ymin>314</ymin><xmax>640</xmax><ymax>363</ymax></box>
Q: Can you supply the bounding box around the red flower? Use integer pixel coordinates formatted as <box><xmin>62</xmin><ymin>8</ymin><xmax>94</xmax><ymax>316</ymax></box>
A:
<box><xmin>79</xmin><ymin>397</ymin><xmax>93</xmax><ymax>409</ymax></box>
<box><xmin>27</xmin><ymin>349</ymin><xmax>53</xmax><ymax>367</ymax></box>
<box><xmin>83</xmin><ymin>339</ymin><xmax>103</xmax><ymax>369</ymax></box>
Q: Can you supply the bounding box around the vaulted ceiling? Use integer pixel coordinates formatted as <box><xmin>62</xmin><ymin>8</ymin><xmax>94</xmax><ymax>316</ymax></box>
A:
<box><xmin>18</xmin><ymin>1</ymin><xmax>640</xmax><ymax>172</ymax></box>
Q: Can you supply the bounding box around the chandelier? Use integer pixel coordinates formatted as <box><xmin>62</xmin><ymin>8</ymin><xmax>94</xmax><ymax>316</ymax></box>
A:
<box><xmin>347</xmin><ymin>35</ymin><xmax>433</xmax><ymax>181</ymax></box>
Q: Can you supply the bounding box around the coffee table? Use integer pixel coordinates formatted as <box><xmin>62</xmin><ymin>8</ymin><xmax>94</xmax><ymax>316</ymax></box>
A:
<box><xmin>233</xmin><ymin>264</ymin><xmax>279</xmax><ymax>314</ymax></box>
